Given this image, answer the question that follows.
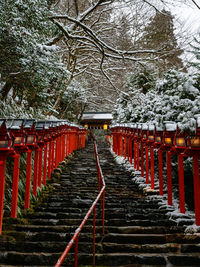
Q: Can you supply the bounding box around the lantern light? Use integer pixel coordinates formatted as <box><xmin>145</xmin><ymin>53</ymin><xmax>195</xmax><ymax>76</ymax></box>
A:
<box><xmin>190</xmin><ymin>136</ymin><xmax>200</xmax><ymax>148</ymax></box>
<box><xmin>176</xmin><ymin>137</ymin><xmax>186</xmax><ymax>147</ymax></box>
<box><xmin>164</xmin><ymin>137</ymin><xmax>173</xmax><ymax>145</ymax></box>
<box><xmin>154</xmin><ymin>125</ymin><xmax>164</xmax><ymax>147</ymax></box>
<box><xmin>142</xmin><ymin>124</ymin><xmax>148</xmax><ymax>141</ymax></box>
<box><xmin>163</xmin><ymin>121</ymin><xmax>176</xmax><ymax>147</ymax></box>
<box><xmin>156</xmin><ymin>136</ymin><xmax>162</xmax><ymax>144</ymax></box>
<box><xmin>103</xmin><ymin>124</ymin><xmax>108</xmax><ymax>130</ymax></box>
<box><xmin>147</xmin><ymin>124</ymin><xmax>155</xmax><ymax>143</ymax></box>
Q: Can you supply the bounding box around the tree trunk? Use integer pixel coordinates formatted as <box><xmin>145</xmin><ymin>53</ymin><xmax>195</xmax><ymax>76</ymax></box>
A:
<box><xmin>0</xmin><ymin>82</ymin><xmax>12</xmax><ymax>100</ymax></box>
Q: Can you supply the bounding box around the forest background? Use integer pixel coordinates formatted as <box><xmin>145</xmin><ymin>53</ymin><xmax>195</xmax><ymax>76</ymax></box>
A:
<box><xmin>1</xmin><ymin>0</ymin><xmax>200</xmax><ymax>216</ymax></box>
<box><xmin>0</xmin><ymin>0</ymin><xmax>200</xmax><ymax>128</ymax></box>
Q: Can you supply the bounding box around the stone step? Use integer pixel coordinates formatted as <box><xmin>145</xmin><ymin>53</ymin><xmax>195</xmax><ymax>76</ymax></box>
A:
<box><xmin>1</xmin><ymin>251</ymin><xmax>200</xmax><ymax>266</ymax></box>
<box><xmin>0</xmin><ymin>231</ymin><xmax>101</xmax><ymax>243</ymax></box>
<box><xmin>0</xmin><ymin>141</ymin><xmax>198</xmax><ymax>267</ymax></box>
<box><xmin>0</xmin><ymin>241</ymin><xmax>102</xmax><ymax>253</ymax></box>
<box><xmin>102</xmin><ymin>233</ymin><xmax>200</xmax><ymax>244</ymax></box>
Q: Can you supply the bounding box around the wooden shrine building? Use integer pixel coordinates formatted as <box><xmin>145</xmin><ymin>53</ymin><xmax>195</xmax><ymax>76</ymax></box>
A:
<box><xmin>80</xmin><ymin>112</ymin><xmax>113</xmax><ymax>130</ymax></box>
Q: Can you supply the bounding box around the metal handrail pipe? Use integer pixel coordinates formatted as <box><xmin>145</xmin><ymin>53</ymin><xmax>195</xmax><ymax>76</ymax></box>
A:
<box><xmin>55</xmin><ymin>141</ymin><xmax>106</xmax><ymax>267</ymax></box>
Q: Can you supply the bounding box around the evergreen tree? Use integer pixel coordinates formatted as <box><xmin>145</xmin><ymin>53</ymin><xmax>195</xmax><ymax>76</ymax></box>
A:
<box><xmin>190</xmin><ymin>34</ymin><xmax>200</xmax><ymax>72</ymax></box>
<box><xmin>136</xmin><ymin>10</ymin><xmax>184</xmax><ymax>74</ymax></box>
<box><xmin>0</xmin><ymin>0</ymin><xmax>68</xmax><ymax>110</ymax></box>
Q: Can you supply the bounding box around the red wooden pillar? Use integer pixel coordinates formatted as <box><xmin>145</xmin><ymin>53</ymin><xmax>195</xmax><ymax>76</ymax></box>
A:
<box><xmin>134</xmin><ymin>141</ymin><xmax>137</xmax><ymax>169</ymax></box>
<box><xmin>0</xmin><ymin>155</ymin><xmax>6</xmax><ymax>234</ymax></box>
<box><xmin>58</xmin><ymin>136</ymin><xmax>61</xmax><ymax>165</ymax></box>
<box><xmin>55</xmin><ymin>138</ymin><xmax>58</xmax><ymax>168</ymax></box>
<box><xmin>178</xmin><ymin>154</ymin><xmax>185</xmax><ymax>213</ymax></box>
<box><xmin>11</xmin><ymin>153</ymin><xmax>20</xmax><ymax>218</ymax></box>
<box><xmin>43</xmin><ymin>144</ymin><xmax>48</xmax><ymax>186</ymax></box>
<box><xmin>120</xmin><ymin>136</ymin><xmax>123</xmax><ymax>157</ymax></box>
<box><xmin>33</xmin><ymin>149</ymin><xmax>39</xmax><ymax>196</ymax></box>
<box><xmin>124</xmin><ymin>136</ymin><xmax>127</xmax><ymax>159</ymax></box>
<box><xmin>167</xmin><ymin>151</ymin><xmax>173</xmax><ymax>206</ymax></box>
<box><xmin>145</xmin><ymin>145</ymin><xmax>149</xmax><ymax>184</ymax></box>
<box><xmin>141</xmin><ymin>142</ymin><xmax>144</xmax><ymax>177</ymax></box>
<box><xmin>158</xmin><ymin>149</ymin><xmax>163</xmax><ymax>195</ymax></box>
<box><xmin>51</xmin><ymin>140</ymin><xmax>55</xmax><ymax>173</ymax></box>
<box><xmin>193</xmin><ymin>153</ymin><xmax>200</xmax><ymax>226</ymax></box>
<box><xmin>38</xmin><ymin>148</ymin><xmax>43</xmax><ymax>188</ymax></box>
<box><xmin>127</xmin><ymin>137</ymin><xmax>130</xmax><ymax>162</ymax></box>
<box><xmin>130</xmin><ymin>138</ymin><xmax>133</xmax><ymax>165</ymax></box>
<box><xmin>67</xmin><ymin>134</ymin><xmax>69</xmax><ymax>156</ymax></box>
<box><xmin>150</xmin><ymin>146</ymin><xmax>155</xmax><ymax>190</ymax></box>
<box><xmin>47</xmin><ymin>141</ymin><xmax>52</xmax><ymax>180</ymax></box>
<box><xmin>24</xmin><ymin>150</ymin><xmax>32</xmax><ymax>209</ymax></box>
<box><xmin>62</xmin><ymin>135</ymin><xmax>65</xmax><ymax>160</ymax></box>
<box><xmin>137</xmin><ymin>141</ymin><xmax>140</xmax><ymax>171</ymax></box>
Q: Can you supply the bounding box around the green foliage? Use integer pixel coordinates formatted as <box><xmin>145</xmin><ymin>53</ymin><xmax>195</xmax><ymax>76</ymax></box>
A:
<box><xmin>113</xmin><ymin>69</ymin><xmax>200</xmax><ymax>132</ymax></box>
<box><xmin>190</xmin><ymin>34</ymin><xmax>200</xmax><ymax>71</ymax></box>
<box><xmin>0</xmin><ymin>0</ymin><xmax>88</xmax><ymax>119</ymax></box>
<box><xmin>136</xmin><ymin>10</ymin><xmax>184</xmax><ymax>74</ymax></box>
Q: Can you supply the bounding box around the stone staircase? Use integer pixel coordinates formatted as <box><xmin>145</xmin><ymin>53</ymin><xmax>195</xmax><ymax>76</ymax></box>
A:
<box><xmin>0</xmin><ymin>141</ymin><xmax>200</xmax><ymax>266</ymax></box>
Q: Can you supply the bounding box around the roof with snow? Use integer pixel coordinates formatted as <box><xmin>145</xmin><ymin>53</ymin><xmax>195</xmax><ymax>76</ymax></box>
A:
<box><xmin>81</xmin><ymin>112</ymin><xmax>113</xmax><ymax>129</ymax></box>
<box><xmin>82</xmin><ymin>112</ymin><xmax>113</xmax><ymax>120</ymax></box>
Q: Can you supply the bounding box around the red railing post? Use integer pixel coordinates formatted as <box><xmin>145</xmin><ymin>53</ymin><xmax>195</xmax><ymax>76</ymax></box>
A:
<box><xmin>93</xmin><ymin>206</ymin><xmax>96</xmax><ymax>267</ymax></box>
<box><xmin>124</xmin><ymin>135</ymin><xmax>127</xmax><ymax>159</ymax></box>
<box><xmin>193</xmin><ymin>153</ymin><xmax>200</xmax><ymax>226</ymax></box>
<box><xmin>141</xmin><ymin>142</ymin><xmax>144</xmax><ymax>177</ymax></box>
<box><xmin>145</xmin><ymin>145</ymin><xmax>149</xmax><ymax>184</ymax></box>
<box><xmin>158</xmin><ymin>149</ymin><xmax>163</xmax><ymax>195</ymax></box>
<box><xmin>178</xmin><ymin>154</ymin><xmax>185</xmax><ymax>213</ymax></box>
<box><xmin>150</xmin><ymin>146</ymin><xmax>154</xmax><ymax>190</ymax></box>
<box><xmin>55</xmin><ymin>140</ymin><xmax>105</xmax><ymax>267</ymax></box>
<box><xmin>0</xmin><ymin>156</ymin><xmax>6</xmax><ymax>234</ymax></box>
<box><xmin>33</xmin><ymin>149</ymin><xmax>39</xmax><ymax>196</ymax></box>
<box><xmin>51</xmin><ymin>140</ymin><xmax>55</xmax><ymax>173</ymax></box>
<box><xmin>38</xmin><ymin>148</ymin><xmax>43</xmax><ymax>188</ymax></box>
<box><xmin>47</xmin><ymin>141</ymin><xmax>52</xmax><ymax>180</ymax></box>
<box><xmin>127</xmin><ymin>136</ymin><xmax>130</xmax><ymax>161</ymax></box>
<box><xmin>55</xmin><ymin>137</ymin><xmax>58</xmax><ymax>168</ymax></box>
<box><xmin>134</xmin><ymin>141</ymin><xmax>137</xmax><ymax>169</ymax></box>
<box><xmin>167</xmin><ymin>151</ymin><xmax>173</xmax><ymax>206</ymax></box>
<box><xmin>43</xmin><ymin>144</ymin><xmax>48</xmax><ymax>186</ymax></box>
<box><xmin>24</xmin><ymin>150</ymin><xmax>32</xmax><ymax>209</ymax></box>
<box><xmin>11</xmin><ymin>153</ymin><xmax>20</xmax><ymax>218</ymax></box>
<box><xmin>130</xmin><ymin>138</ymin><xmax>133</xmax><ymax>164</ymax></box>
<box><xmin>65</xmin><ymin>133</ymin><xmax>68</xmax><ymax>156</ymax></box>
<box><xmin>74</xmin><ymin>236</ymin><xmax>79</xmax><ymax>267</ymax></box>
<box><xmin>137</xmin><ymin>141</ymin><xmax>140</xmax><ymax>171</ymax></box>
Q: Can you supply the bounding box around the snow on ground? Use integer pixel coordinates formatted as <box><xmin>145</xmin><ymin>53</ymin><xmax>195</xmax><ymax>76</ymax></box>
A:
<box><xmin>110</xmin><ymin>147</ymin><xmax>200</xmax><ymax>234</ymax></box>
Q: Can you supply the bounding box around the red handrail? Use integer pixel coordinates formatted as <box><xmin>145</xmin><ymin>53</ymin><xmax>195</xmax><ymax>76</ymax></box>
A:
<box><xmin>55</xmin><ymin>141</ymin><xmax>106</xmax><ymax>267</ymax></box>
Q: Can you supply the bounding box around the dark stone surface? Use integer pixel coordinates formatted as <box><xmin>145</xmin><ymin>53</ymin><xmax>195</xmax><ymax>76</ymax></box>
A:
<box><xmin>0</xmin><ymin>141</ymin><xmax>199</xmax><ymax>266</ymax></box>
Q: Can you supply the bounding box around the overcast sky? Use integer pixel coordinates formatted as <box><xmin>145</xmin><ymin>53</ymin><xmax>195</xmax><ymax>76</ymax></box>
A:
<box><xmin>172</xmin><ymin>2</ymin><xmax>200</xmax><ymax>34</ymax></box>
